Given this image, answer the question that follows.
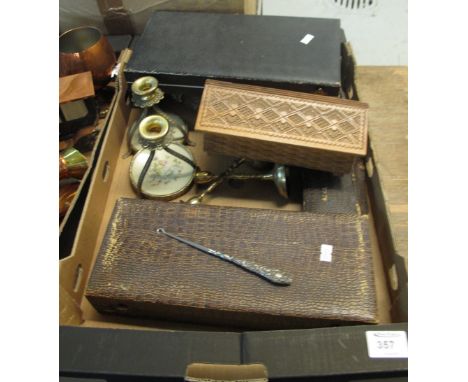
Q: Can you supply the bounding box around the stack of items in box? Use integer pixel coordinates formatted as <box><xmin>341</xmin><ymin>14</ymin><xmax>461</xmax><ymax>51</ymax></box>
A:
<box><xmin>80</xmin><ymin>11</ymin><xmax>377</xmax><ymax>330</ymax></box>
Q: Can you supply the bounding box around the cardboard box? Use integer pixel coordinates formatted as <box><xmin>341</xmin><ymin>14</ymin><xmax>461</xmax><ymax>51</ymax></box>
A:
<box><xmin>59</xmin><ymin>50</ymin><xmax>407</xmax><ymax>379</ymax></box>
<box><xmin>355</xmin><ymin>67</ymin><xmax>408</xmax><ymax>322</ymax></box>
<box><xmin>59</xmin><ymin>0</ymin><xmax>260</xmax><ymax>35</ymax></box>
<box><xmin>59</xmin><ymin>72</ymin><xmax>118</xmax><ymax>260</ymax></box>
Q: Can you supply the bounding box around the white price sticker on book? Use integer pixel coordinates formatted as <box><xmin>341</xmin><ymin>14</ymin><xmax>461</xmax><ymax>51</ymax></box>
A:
<box><xmin>300</xmin><ymin>34</ymin><xmax>314</xmax><ymax>45</ymax></box>
<box><xmin>366</xmin><ymin>331</ymin><xmax>408</xmax><ymax>358</ymax></box>
<box><xmin>320</xmin><ymin>244</ymin><xmax>333</xmax><ymax>262</ymax></box>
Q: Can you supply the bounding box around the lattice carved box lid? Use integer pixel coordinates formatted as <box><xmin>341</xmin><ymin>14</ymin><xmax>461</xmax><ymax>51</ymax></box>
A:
<box><xmin>195</xmin><ymin>80</ymin><xmax>369</xmax><ymax>157</ymax></box>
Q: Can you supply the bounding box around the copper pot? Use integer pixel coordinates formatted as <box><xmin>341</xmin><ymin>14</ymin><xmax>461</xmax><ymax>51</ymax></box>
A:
<box><xmin>59</xmin><ymin>26</ymin><xmax>116</xmax><ymax>89</ymax></box>
<box><xmin>59</xmin><ymin>147</ymin><xmax>88</xmax><ymax>180</ymax></box>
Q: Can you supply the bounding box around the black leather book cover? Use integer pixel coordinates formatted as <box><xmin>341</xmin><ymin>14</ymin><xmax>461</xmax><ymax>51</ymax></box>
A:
<box><xmin>125</xmin><ymin>12</ymin><xmax>342</xmax><ymax>95</ymax></box>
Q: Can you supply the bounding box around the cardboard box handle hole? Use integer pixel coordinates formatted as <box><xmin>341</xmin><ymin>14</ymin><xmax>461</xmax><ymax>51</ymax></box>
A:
<box><xmin>102</xmin><ymin>161</ymin><xmax>110</xmax><ymax>182</ymax></box>
<box><xmin>73</xmin><ymin>264</ymin><xmax>83</xmax><ymax>293</ymax></box>
<box><xmin>116</xmin><ymin>303</ymin><xmax>128</xmax><ymax>312</ymax></box>
<box><xmin>388</xmin><ymin>263</ymin><xmax>399</xmax><ymax>291</ymax></box>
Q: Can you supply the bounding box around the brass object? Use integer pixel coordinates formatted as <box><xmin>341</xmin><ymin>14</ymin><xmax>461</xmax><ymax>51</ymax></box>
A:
<box><xmin>128</xmin><ymin>107</ymin><xmax>188</xmax><ymax>153</ymax></box>
<box><xmin>190</xmin><ymin>164</ymin><xmax>289</xmax><ymax>200</ymax></box>
<box><xmin>193</xmin><ymin>171</ymin><xmax>217</xmax><ymax>185</ymax></box>
<box><xmin>59</xmin><ymin>26</ymin><xmax>116</xmax><ymax>89</ymax></box>
<box><xmin>138</xmin><ymin>115</ymin><xmax>169</xmax><ymax>142</ymax></box>
<box><xmin>131</xmin><ymin>76</ymin><xmax>165</xmax><ymax>108</ymax></box>
<box><xmin>129</xmin><ymin>76</ymin><xmax>188</xmax><ymax>153</ymax></box>
<box><xmin>152</xmin><ymin>105</ymin><xmax>189</xmax><ymax>144</ymax></box>
<box><xmin>185</xmin><ymin>158</ymin><xmax>246</xmax><ymax>205</ymax></box>
<box><xmin>227</xmin><ymin>164</ymin><xmax>289</xmax><ymax>198</ymax></box>
<box><xmin>59</xmin><ymin>147</ymin><xmax>88</xmax><ymax>180</ymax></box>
<box><xmin>129</xmin><ymin>115</ymin><xmax>197</xmax><ymax>200</ymax></box>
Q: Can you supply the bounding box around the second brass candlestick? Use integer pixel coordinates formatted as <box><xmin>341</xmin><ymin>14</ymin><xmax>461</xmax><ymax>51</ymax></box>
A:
<box><xmin>186</xmin><ymin>163</ymin><xmax>289</xmax><ymax>204</ymax></box>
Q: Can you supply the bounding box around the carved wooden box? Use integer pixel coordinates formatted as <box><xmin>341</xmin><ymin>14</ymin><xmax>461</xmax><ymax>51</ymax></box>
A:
<box><xmin>195</xmin><ymin>80</ymin><xmax>369</xmax><ymax>174</ymax></box>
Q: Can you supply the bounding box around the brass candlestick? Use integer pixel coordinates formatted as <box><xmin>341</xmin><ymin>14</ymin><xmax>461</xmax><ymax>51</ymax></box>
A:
<box><xmin>186</xmin><ymin>162</ymin><xmax>289</xmax><ymax>204</ymax></box>
<box><xmin>128</xmin><ymin>76</ymin><xmax>189</xmax><ymax>152</ymax></box>
<box><xmin>185</xmin><ymin>158</ymin><xmax>246</xmax><ymax>205</ymax></box>
<box><xmin>226</xmin><ymin>164</ymin><xmax>289</xmax><ymax>198</ymax></box>
<box><xmin>129</xmin><ymin>116</ymin><xmax>197</xmax><ymax>200</ymax></box>
<box><xmin>131</xmin><ymin>76</ymin><xmax>165</xmax><ymax>108</ymax></box>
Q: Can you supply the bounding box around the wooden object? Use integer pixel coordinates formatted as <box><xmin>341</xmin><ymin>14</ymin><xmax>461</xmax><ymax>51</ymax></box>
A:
<box><xmin>59</xmin><ymin>71</ymin><xmax>98</xmax><ymax>142</ymax></box>
<box><xmin>355</xmin><ymin>66</ymin><xmax>407</xmax><ymax>320</ymax></box>
<box><xmin>59</xmin><ymin>71</ymin><xmax>95</xmax><ymax>104</ymax></box>
<box><xmin>86</xmin><ymin>198</ymin><xmax>377</xmax><ymax>329</ymax></box>
<box><xmin>195</xmin><ymin>80</ymin><xmax>369</xmax><ymax>174</ymax></box>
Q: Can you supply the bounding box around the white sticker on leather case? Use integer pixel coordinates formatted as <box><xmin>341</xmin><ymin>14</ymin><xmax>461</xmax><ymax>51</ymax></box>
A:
<box><xmin>300</xmin><ymin>34</ymin><xmax>314</xmax><ymax>44</ymax></box>
<box><xmin>366</xmin><ymin>331</ymin><xmax>408</xmax><ymax>358</ymax></box>
<box><xmin>320</xmin><ymin>244</ymin><xmax>333</xmax><ymax>262</ymax></box>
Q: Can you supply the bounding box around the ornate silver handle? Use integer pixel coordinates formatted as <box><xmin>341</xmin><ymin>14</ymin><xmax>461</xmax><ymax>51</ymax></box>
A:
<box><xmin>156</xmin><ymin>228</ymin><xmax>292</xmax><ymax>286</ymax></box>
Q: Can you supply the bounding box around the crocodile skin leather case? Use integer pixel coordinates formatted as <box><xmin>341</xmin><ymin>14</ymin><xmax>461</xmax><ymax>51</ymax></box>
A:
<box><xmin>195</xmin><ymin>80</ymin><xmax>369</xmax><ymax>174</ymax></box>
<box><xmin>86</xmin><ymin>198</ymin><xmax>377</xmax><ymax>329</ymax></box>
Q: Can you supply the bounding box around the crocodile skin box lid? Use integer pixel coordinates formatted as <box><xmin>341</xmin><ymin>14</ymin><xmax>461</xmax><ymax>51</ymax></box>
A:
<box><xmin>86</xmin><ymin>198</ymin><xmax>377</xmax><ymax>330</ymax></box>
<box><xmin>195</xmin><ymin>80</ymin><xmax>369</xmax><ymax>174</ymax></box>
<box><xmin>124</xmin><ymin>12</ymin><xmax>342</xmax><ymax>96</ymax></box>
